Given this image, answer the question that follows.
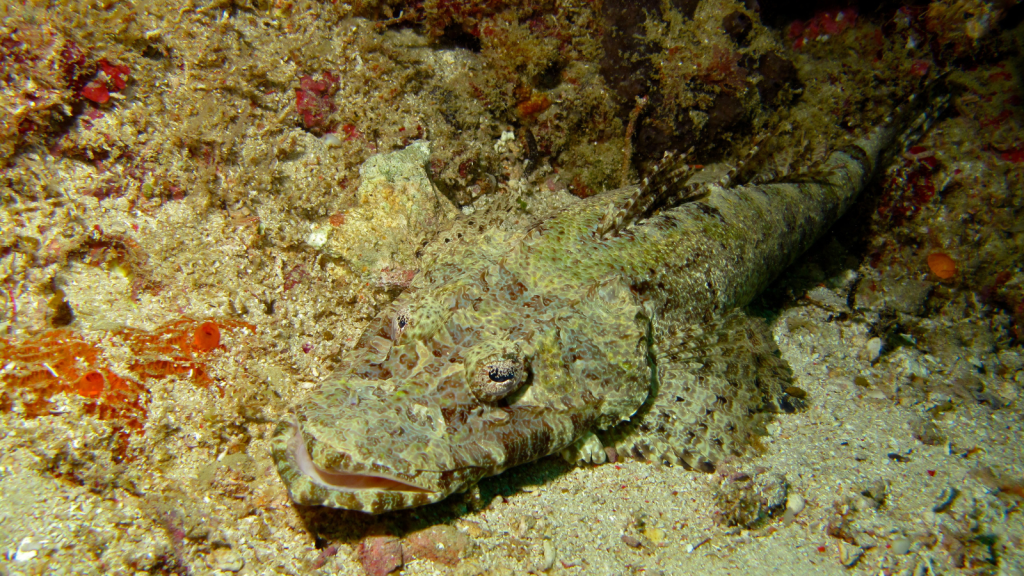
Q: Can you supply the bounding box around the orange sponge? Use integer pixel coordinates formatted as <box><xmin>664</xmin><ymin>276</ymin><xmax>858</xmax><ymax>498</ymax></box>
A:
<box><xmin>0</xmin><ymin>318</ymin><xmax>254</xmax><ymax>433</ymax></box>
<box><xmin>927</xmin><ymin>252</ymin><xmax>957</xmax><ymax>280</ymax></box>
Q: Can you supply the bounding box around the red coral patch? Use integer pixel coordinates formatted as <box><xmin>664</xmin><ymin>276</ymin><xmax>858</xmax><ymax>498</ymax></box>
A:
<box><xmin>81</xmin><ymin>80</ymin><xmax>110</xmax><ymax>104</ymax></box>
<box><xmin>295</xmin><ymin>72</ymin><xmax>340</xmax><ymax>133</ymax></box>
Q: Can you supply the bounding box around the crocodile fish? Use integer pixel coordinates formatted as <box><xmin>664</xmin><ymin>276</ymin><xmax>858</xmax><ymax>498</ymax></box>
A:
<box><xmin>271</xmin><ymin>86</ymin><xmax>949</xmax><ymax>514</ymax></box>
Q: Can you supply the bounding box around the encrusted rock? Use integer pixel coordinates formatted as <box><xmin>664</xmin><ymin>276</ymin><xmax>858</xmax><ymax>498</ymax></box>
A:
<box><xmin>306</xmin><ymin>141</ymin><xmax>458</xmax><ymax>284</ymax></box>
<box><xmin>358</xmin><ymin>536</ymin><xmax>404</xmax><ymax>576</ymax></box>
<box><xmin>854</xmin><ymin>277</ymin><xmax>933</xmax><ymax>315</ymax></box>
<box><xmin>805</xmin><ymin>286</ymin><xmax>850</xmax><ymax>313</ymax></box>
<box><xmin>405</xmin><ymin>525</ymin><xmax>473</xmax><ymax>566</ymax></box>
<box><xmin>714</xmin><ymin>471</ymin><xmax>788</xmax><ymax>528</ymax></box>
<box><xmin>207</xmin><ymin>547</ymin><xmax>244</xmax><ymax>572</ymax></box>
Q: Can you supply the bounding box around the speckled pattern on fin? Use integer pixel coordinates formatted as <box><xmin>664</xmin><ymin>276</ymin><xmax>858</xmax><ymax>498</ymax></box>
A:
<box><xmin>601</xmin><ymin>310</ymin><xmax>802</xmax><ymax>470</ymax></box>
<box><xmin>596</xmin><ymin>129</ymin><xmax>774</xmax><ymax>239</ymax></box>
<box><xmin>595</xmin><ymin>149</ymin><xmax>703</xmax><ymax>238</ymax></box>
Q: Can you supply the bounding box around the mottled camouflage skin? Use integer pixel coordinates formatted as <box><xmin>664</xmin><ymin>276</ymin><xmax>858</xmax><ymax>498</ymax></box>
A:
<box><xmin>271</xmin><ymin>103</ymin><xmax>932</xmax><ymax>513</ymax></box>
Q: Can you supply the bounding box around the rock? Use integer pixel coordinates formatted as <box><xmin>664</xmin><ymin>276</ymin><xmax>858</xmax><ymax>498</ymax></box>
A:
<box><xmin>890</xmin><ymin>536</ymin><xmax>912</xmax><ymax>555</ymax></box>
<box><xmin>854</xmin><ymin>277</ymin><xmax>933</xmax><ymax>315</ymax></box>
<box><xmin>783</xmin><ymin>493</ymin><xmax>805</xmax><ymax>524</ymax></box>
<box><xmin>359</xmin><ymin>536</ymin><xmax>404</xmax><ymax>576</ymax></box>
<box><xmin>837</xmin><ymin>542</ymin><xmax>864</xmax><ymax>567</ymax></box>
<box><xmin>714</xmin><ymin>471</ymin><xmax>788</xmax><ymax>528</ymax></box>
<box><xmin>405</xmin><ymin>525</ymin><xmax>473</xmax><ymax>566</ymax></box>
<box><xmin>863</xmin><ymin>337</ymin><xmax>883</xmax><ymax>363</ymax></box>
<box><xmin>306</xmin><ymin>141</ymin><xmax>458</xmax><ymax>284</ymax></box>
<box><xmin>539</xmin><ymin>540</ymin><xmax>556</xmax><ymax>571</ymax></box>
<box><xmin>208</xmin><ymin>547</ymin><xmax>244</xmax><ymax>572</ymax></box>
<box><xmin>805</xmin><ymin>286</ymin><xmax>850</xmax><ymax>313</ymax></box>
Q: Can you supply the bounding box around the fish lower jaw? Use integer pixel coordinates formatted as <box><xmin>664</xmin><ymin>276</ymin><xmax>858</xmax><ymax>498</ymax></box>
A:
<box><xmin>286</xmin><ymin>422</ymin><xmax>433</xmax><ymax>494</ymax></box>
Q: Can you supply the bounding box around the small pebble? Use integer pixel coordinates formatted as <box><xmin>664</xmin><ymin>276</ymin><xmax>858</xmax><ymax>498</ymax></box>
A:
<box><xmin>621</xmin><ymin>534</ymin><xmax>642</xmax><ymax>548</ymax></box>
<box><xmin>783</xmin><ymin>493</ymin><xmax>805</xmax><ymax>524</ymax></box>
<box><xmin>13</xmin><ymin>537</ymin><xmax>42</xmax><ymax>562</ymax></box>
<box><xmin>540</xmin><ymin>540</ymin><xmax>556</xmax><ymax>572</ymax></box>
<box><xmin>932</xmin><ymin>486</ymin><xmax>959</xmax><ymax>512</ymax></box>
<box><xmin>209</xmin><ymin>547</ymin><xmax>244</xmax><ymax>572</ymax></box>
<box><xmin>644</xmin><ymin>527</ymin><xmax>665</xmax><ymax>544</ymax></box>
<box><xmin>890</xmin><ymin>537</ymin><xmax>912</xmax><ymax>555</ymax></box>
<box><xmin>838</xmin><ymin>542</ymin><xmax>864</xmax><ymax>567</ymax></box>
<box><xmin>864</xmin><ymin>337</ymin><xmax>883</xmax><ymax>363</ymax></box>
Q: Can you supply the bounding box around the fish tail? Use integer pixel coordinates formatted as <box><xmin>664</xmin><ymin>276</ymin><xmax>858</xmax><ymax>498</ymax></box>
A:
<box><xmin>841</xmin><ymin>74</ymin><xmax>955</xmax><ymax>178</ymax></box>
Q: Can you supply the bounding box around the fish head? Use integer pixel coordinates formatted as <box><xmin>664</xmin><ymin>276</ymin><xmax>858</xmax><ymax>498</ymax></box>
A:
<box><xmin>271</xmin><ymin>258</ymin><xmax>650</xmax><ymax>513</ymax></box>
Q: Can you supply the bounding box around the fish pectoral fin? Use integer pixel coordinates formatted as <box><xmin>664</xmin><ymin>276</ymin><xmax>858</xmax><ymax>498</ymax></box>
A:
<box><xmin>560</xmin><ymin>431</ymin><xmax>607</xmax><ymax>466</ymax></box>
<box><xmin>600</xmin><ymin>310</ymin><xmax>804</xmax><ymax>470</ymax></box>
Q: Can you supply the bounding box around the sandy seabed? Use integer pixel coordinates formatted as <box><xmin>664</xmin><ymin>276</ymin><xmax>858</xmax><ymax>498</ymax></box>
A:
<box><xmin>2</xmin><ymin>0</ymin><xmax>1023</xmax><ymax>574</ymax></box>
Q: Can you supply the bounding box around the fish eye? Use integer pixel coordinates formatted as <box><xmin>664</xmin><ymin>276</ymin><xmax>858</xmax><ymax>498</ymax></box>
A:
<box><xmin>487</xmin><ymin>363</ymin><xmax>517</xmax><ymax>383</ymax></box>
<box><xmin>389</xmin><ymin>299</ymin><xmax>450</xmax><ymax>342</ymax></box>
<box><xmin>466</xmin><ymin>341</ymin><xmax>527</xmax><ymax>403</ymax></box>
<box><xmin>391</xmin><ymin>308</ymin><xmax>411</xmax><ymax>340</ymax></box>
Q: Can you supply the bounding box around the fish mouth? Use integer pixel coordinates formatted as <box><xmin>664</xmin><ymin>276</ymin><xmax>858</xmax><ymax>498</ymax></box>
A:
<box><xmin>285</xmin><ymin>421</ymin><xmax>434</xmax><ymax>494</ymax></box>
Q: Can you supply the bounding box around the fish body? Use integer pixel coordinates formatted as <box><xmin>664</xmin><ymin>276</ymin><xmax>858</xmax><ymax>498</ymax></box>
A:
<box><xmin>271</xmin><ymin>90</ymin><xmax>946</xmax><ymax>513</ymax></box>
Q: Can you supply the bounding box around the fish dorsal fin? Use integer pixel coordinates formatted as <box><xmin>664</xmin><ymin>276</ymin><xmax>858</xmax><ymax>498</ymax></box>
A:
<box><xmin>595</xmin><ymin>148</ymin><xmax>702</xmax><ymax>238</ymax></box>
<box><xmin>596</xmin><ymin>130</ymin><xmax>774</xmax><ymax>238</ymax></box>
